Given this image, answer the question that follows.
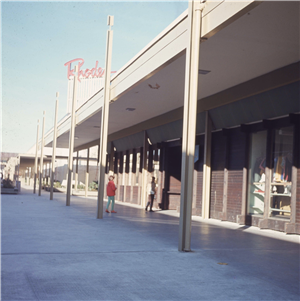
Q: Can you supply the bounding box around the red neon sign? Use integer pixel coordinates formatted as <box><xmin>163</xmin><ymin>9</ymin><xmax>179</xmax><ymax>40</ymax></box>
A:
<box><xmin>64</xmin><ymin>58</ymin><xmax>116</xmax><ymax>82</ymax></box>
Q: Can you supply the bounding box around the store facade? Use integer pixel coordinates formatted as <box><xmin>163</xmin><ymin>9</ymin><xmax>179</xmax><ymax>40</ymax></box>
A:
<box><xmin>108</xmin><ymin>78</ymin><xmax>299</xmax><ymax>234</ymax></box>
<box><xmin>27</xmin><ymin>1</ymin><xmax>299</xmax><ymax>238</ymax></box>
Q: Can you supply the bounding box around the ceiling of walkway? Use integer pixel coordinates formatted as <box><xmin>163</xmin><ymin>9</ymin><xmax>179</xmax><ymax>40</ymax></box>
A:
<box><xmin>48</xmin><ymin>1</ymin><xmax>299</xmax><ymax>151</ymax></box>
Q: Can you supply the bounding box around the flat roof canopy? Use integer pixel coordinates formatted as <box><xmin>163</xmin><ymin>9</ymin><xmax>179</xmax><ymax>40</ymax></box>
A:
<box><xmin>43</xmin><ymin>1</ymin><xmax>299</xmax><ymax>152</ymax></box>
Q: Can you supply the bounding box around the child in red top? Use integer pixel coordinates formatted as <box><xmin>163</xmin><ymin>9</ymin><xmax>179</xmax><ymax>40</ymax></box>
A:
<box><xmin>106</xmin><ymin>175</ymin><xmax>117</xmax><ymax>213</ymax></box>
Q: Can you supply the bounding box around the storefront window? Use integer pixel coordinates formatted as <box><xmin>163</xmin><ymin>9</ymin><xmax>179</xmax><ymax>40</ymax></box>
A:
<box><xmin>269</xmin><ymin>126</ymin><xmax>293</xmax><ymax>219</ymax></box>
<box><xmin>248</xmin><ymin>131</ymin><xmax>267</xmax><ymax>215</ymax></box>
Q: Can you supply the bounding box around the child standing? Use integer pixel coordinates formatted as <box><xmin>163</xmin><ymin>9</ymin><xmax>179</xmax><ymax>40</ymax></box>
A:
<box><xmin>106</xmin><ymin>175</ymin><xmax>117</xmax><ymax>213</ymax></box>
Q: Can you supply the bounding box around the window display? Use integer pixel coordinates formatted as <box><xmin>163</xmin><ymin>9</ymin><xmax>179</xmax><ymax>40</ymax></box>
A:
<box><xmin>247</xmin><ymin>131</ymin><xmax>267</xmax><ymax>215</ymax></box>
<box><xmin>269</xmin><ymin>126</ymin><xmax>293</xmax><ymax>219</ymax></box>
<box><xmin>247</xmin><ymin>126</ymin><xmax>293</xmax><ymax>220</ymax></box>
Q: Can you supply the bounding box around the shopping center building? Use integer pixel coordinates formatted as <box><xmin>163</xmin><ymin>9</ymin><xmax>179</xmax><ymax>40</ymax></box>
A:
<box><xmin>25</xmin><ymin>1</ymin><xmax>299</xmax><ymax>237</ymax></box>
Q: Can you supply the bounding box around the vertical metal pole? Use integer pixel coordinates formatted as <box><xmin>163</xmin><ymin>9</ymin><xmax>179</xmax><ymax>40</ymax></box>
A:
<box><xmin>263</xmin><ymin>129</ymin><xmax>274</xmax><ymax>220</ymax></box>
<box><xmin>178</xmin><ymin>0</ymin><xmax>205</xmax><ymax>252</ymax></box>
<box><xmin>38</xmin><ymin>112</ymin><xmax>46</xmax><ymax>196</ymax></box>
<box><xmin>66</xmin><ymin>66</ymin><xmax>78</xmax><ymax>206</ymax></box>
<box><xmin>202</xmin><ymin>111</ymin><xmax>212</xmax><ymax>219</ymax></box>
<box><xmin>97</xmin><ymin>15</ymin><xmax>114</xmax><ymax>219</ymax></box>
<box><xmin>109</xmin><ymin>142</ymin><xmax>114</xmax><ymax>175</ymax></box>
<box><xmin>75</xmin><ymin>151</ymin><xmax>79</xmax><ymax>191</ymax></box>
<box><xmin>33</xmin><ymin>120</ymin><xmax>40</xmax><ymax>194</ymax></box>
<box><xmin>50</xmin><ymin>94</ymin><xmax>59</xmax><ymax>200</ymax></box>
<box><xmin>85</xmin><ymin>148</ymin><xmax>90</xmax><ymax>197</ymax></box>
<box><xmin>141</xmin><ymin>131</ymin><xmax>149</xmax><ymax>209</ymax></box>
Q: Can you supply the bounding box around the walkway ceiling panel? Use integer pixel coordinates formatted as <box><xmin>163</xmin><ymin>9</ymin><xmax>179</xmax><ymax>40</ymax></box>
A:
<box><xmin>46</xmin><ymin>111</ymin><xmax>102</xmax><ymax>150</ymax></box>
<box><xmin>113</xmin><ymin>131</ymin><xmax>144</xmax><ymax>153</ymax></box>
<box><xmin>197</xmin><ymin>1</ymin><xmax>300</xmax><ymax>101</ymax></box>
<box><xmin>73</xmin><ymin>112</ymin><xmax>102</xmax><ymax>149</ymax></box>
<box><xmin>147</xmin><ymin>120</ymin><xmax>183</xmax><ymax>145</ymax></box>
<box><xmin>108</xmin><ymin>1</ymin><xmax>262</xmax><ymax>137</ymax></box>
<box><xmin>52</xmin><ymin>131</ymin><xmax>69</xmax><ymax>149</ymax></box>
<box><xmin>201</xmin><ymin>1</ymin><xmax>260</xmax><ymax>39</ymax></box>
<box><xmin>108</xmin><ymin>54</ymin><xmax>186</xmax><ymax>135</ymax></box>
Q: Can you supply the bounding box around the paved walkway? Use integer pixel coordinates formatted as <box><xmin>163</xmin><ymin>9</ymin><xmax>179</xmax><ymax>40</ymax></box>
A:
<box><xmin>2</xmin><ymin>186</ymin><xmax>299</xmax><ymax>301</ymax></box>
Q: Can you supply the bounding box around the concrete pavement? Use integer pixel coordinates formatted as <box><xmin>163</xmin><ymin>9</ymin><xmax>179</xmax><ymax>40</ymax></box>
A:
<box><xmin>1</xmin><ymin>186</ymin><xmax>299</xmax><ymax>301</ymax></box>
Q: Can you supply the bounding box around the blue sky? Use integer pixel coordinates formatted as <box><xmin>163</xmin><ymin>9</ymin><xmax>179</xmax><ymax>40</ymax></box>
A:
<box><xmin>1</xmin><ymin>0</ymin><xmax>188</xmax><ymax>153</ymax></box>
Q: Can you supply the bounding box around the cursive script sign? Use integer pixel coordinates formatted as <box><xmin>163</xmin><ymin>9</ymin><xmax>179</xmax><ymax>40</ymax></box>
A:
<box><xmin>64</xmin><ymin>58</ymin><xmax>116</xmax><ymax>82</ymax></box>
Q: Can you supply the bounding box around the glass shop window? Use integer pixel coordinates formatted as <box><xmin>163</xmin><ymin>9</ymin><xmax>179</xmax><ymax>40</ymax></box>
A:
<box><xmin>247</xmin><ymin>131</ymin><xmax>267</xmax><ymax>215</ymax></box>
<box><xmin>269</xmin><ymin>126</ymin><xmax>293</xmax><ymax>219</ymax></box>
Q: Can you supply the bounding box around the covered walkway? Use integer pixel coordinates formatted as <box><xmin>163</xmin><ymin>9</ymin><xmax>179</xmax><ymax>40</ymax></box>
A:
<box><xmin>2</xmin><ymin>187</ymin><xmax>299</xmax><ymax>300</ymax></box>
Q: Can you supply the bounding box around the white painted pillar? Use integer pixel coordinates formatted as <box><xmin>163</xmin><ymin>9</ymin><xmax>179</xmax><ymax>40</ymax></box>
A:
<box><xmin>38</xmin><ymin>112</ymin><xmax>46</xmax><ymax>196</ymax></box>
<box><xmin>202</xmin><ymin>111</ymin><xmax>212</xmax><ymax>219</ymax></box>
<box><xmin>50</xmin><ymin>94</ymin><xmax>59</xmax><ymax>200</ymax></box>
<box><xmin>97</xmin><ymin>16</ymin><xmax>114</xmax><ymax>219</ymax></box>
<box><xmin>75</xmin><ymin>151</ymin><xmax>79</xmax><ymax>191</ymax></box>
<box><xmin>85</xmin><ymin>148</ymin><xmax>90</xmax><ymax>197</ymax></box>
<box><xmin>66</xmin><ymin>66</ymin><xmax>78</xmax><ymax>206</ymax></box>
<box><xmin>179</xmin><ymin>0</ymin><xmax>205</xmax><ymax>252</ymax></box>
<box><xmin>33</xmin><ymin>120</ymin><xmax>40</xmax><ymax>194</ymax></box>
<box><xmin>141</xmin><ymin>131</ymin><xmax>149</xmax><ymax>209</ymax></box>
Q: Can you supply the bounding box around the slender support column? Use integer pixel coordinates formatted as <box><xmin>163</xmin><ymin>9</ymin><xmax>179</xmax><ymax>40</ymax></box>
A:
<box><xmin>178</xmin><ymin>0</ymin><xmax>205</xmax><ymax>252</ymax></box>
<box><xmin>109</xmin><ymin>142</ymin><xmax>114</xmax><ymax>175</ymax></box>
<box><xmin>29</xmin><ymin>167</ymin><xmax>32</xmax><ymax>185</ymax></box>
<box><xmin>141</xmin><ymin>131</ymin><xmax>149</xmax><ymax>209</ymax></box>
<box><xmin>202</xmin><ymin>111</ymin><xmax>212</xmax><ymax>219</ymax></box>
<box><xmin>33</xmin><ymin>120</ymin><xmax>40</xmax><ymax>194</ymax></box>
<box><xmin>38</xmin><ymin>112</ymin><xmax>46</xmax><ymax>196</ymax></box>
<box><xmin>124</xmin><ymin>150</ymin><xmax>130</xmax><ymax>201</ymax></box>
<box><xmin>97</xmin><ymin>16</ymin><xmax>114</xmax><ymax>219</ymax></box>
<box><xmin>238</xmin><ymin>131</ymin><xmax>250</xmax><ymax>225</ymax></box>
<box><xmin>131</xmin><ymin>149</ymin><xmax>137</xmax><ymax>202</ymax></box>
<box><xmin>118</xmin><ymin>152</ymin><xmax>124</xmax><ymax>202</ymax></box>
<box><xmin>66</xmin><ymin>65</ymin><xmax>78</xmax><ymax>206</ymax></box>
<box><xmin>85</xmin><ymin>148</ymin><xmax>90</xmax><ymax>197</ymax></box>
<box><xmin>45</xmin><ymin>164</ymin><xmax>48</xmax><ymax>186</ymax></box>
<box><xmin>97</xmin><ymin>144</ymin><xmax>100</xmax><ymax>163</ymax></box>
<box><xmin>75</xmin><ymin>151</ymin><xmax>79</xmax><ymax>191</ymax></box>
<box><xmin>50</xmin><ymin>94</ymin><xmax>59</xmax><ymax>200</ymax></box>
<box><xmin>114</xmin><ymin>151</ymin><xmax>119</xmax><ymax>200</ymax></box>
<box><xmin>220</xmin><ymin>129</ymin><xmax>230</xmax><ymax>221</ymax></box>
<box><xmin>162</xmin><ymin>143</ymin><xmax>170</xmax><ymax>210</ymax></box>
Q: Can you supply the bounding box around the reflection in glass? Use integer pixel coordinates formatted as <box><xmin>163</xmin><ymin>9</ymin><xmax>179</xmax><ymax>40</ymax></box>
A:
<box><xmin>247</xmin><ymin>131</ymin><xmax>267</xmax><ymax>215</ymax></box>
<box><xmin>269</xmin><ymin>126</ymin><xmax>293</xmax><ymax>219</ymax></box>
